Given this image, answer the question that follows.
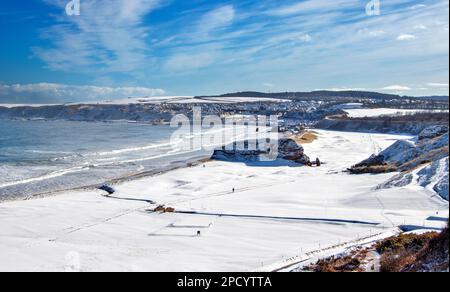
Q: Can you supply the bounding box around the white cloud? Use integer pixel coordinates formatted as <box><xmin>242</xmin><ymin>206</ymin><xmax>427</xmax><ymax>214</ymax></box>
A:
<box><xmin>382</xmin><ymin>85</ymin><xmax>412</xmax><ymax>91</ymax></box>
<box><xmin>164</xmin><ymin>52</ymin><xmax>215</xmax><ymax>72</ymax></box>
<box><xmin>357</xmin><ymin>28</ymin><xmax>386</xmax><ymax>37</ymax></box>
<box><xmin>410</xmin><ymin>4</ymin><xmax>427</xmax><ymax>10</ymax></box>
<box><xmin>414</xmin><ymin>25</ymin><xmax>428</xmax><ymax>30</ymax></box>
<box><xmin>427</xmin><ymin>82</ymin><xmax>449</xmax><ymax>87</ymax></box>
<box><xmin>299</xmin><ymin>34</ymin><xmax>312</xmax><ymax>42</ymax></box>
<box><xmin>266</xmin><ymin>32</ymin><xmax>313</xmax><ymax>44</ymax></box>
<box><xmin>0</xmin><ymin>83</ymin><xmax>165</xmax><ymax>104</ymax></box>
<box><xmin>262</xmin><ymin>83</ymin><xmax>275</xmax><ymax>88</ymax></box>
<box><xmin>196</xmin><ymin>5</ymin><xmax>235</xmax><ymax>37</ymax></box>
<box><xmin>396</xmin><ymin>33</ymin><xmax>417</xmax><ymax>41</ymax></box>
<box><xmin>317</xmin><ymin>87</ymin><xmax>368</xmax><ymax>92</ymax></box>
<box><xmin>267</xmin><ymin>0</ymin><xmax>358</xmax><ymax>16</ymax></box>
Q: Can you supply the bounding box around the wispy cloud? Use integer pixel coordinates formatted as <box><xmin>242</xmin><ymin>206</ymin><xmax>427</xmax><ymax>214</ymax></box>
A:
<box><xmin>164</xmin><ymin>51</ymin><xmax>215</xmax><ymax>72</ymax></box>
<box><xmin>267</xmin><ymin>0</ymin><xmax>359</xmax><ymax>17</ymax></box>
<box><xmin>33</xmin><ymin>0</ymin><xmax>164</xmax><ymax>74</ymax></box>
<box><xmin>196</xmin><ymin>5</ymin><xmax>235</xmax><ymax>37</ymax></box>
<box><xmin>160</xmin><ymin>5</ymin><xmax>237</xmax><ymax>73</ymax></box>
<box><xmin>0</xmin><ymin>83</ymin><xmax>165</xmax><ymax>103</ymax></box>
<box><xmin>317</xmin><ymin>87</ymin><xmax>368</xmax><ymax>92</ymax></box>
<box><xmin>427</xmin><ymin>82</ymin><xmax>449</xmax><ymax>87</ymax></box>
<box><xmin>414</xmin><ymin>24</ymin><xmax>428</xmax><ymax>30</ymax></box>
<box><xmin>382</xmin><ymin>85</ymin><xmax>412</xmax><ymax>91</ymax></box>
<box><xmin>410</xmin><ymin>4</ymin><xmax>427</xmax><ymax>10</ymax></box>
<box><xmin>396</xmin><ymin>33</ymin><xmax>417</xmax><ymax>41</ymax></box>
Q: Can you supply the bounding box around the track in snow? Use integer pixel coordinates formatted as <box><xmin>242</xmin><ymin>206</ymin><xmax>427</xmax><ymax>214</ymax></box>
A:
<box><xmin>174</xmin><ymin>210</ymin><xmax>380</xmax><ymax>226</ymax></box>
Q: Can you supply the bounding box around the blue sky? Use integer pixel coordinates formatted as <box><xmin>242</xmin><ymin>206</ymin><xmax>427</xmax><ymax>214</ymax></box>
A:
<box><xmin>0</xmin><ymin>0</ymin><xmax>449</xmax><ymax>103</ymax></box>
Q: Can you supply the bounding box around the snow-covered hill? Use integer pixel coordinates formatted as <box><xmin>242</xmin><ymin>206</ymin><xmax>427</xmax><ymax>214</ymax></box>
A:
<box><xmin>352</xmin><ymin>125</ymin><xmax>449</xmax><ymax>201</ymax></box>
<box><xmin>417</xmin><ymin>157</ymin><xmax>449</xmax><ymax>201</ymax></box>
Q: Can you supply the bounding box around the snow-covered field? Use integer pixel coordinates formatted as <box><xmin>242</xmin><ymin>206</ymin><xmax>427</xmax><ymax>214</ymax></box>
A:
<box><xmin>0</xmin><ymin>130</ymin><xmax>447</xmax><ymax>272</ymax></box>
<box><xmin>344</xmin><ymin>108</ymin><xmax>449</xmax><ymax>118</ymax></box>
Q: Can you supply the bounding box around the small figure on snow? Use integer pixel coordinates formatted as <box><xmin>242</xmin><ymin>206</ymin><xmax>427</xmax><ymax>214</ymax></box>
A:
<box><xmin>316</xmin><ymin>158</ymin><xmax>321</xmax><ymax>167</ymax></box>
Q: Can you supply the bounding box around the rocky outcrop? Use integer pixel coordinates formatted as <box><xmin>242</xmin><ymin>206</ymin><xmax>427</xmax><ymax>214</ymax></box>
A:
<box><xmin>211</xmin><ymin>138</ymin><xmax>310</xmax><ymax>165</ymax></box>
<box><xmin>418</xmin><ymin>125</ymin><xmax>449</xmax><ymax>141</ymax></box>
<box><xmin>278</xmin><ymin>139</ymin><xmax>306</xmax><ymax>161</ymax></box>
<box><xmin>211</xmin><ymin>148</ymin><xmax>270</xmax><ymax>163</ymax></box>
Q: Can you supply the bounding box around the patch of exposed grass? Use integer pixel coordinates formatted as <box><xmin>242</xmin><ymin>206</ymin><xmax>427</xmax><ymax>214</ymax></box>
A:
<box><xmin>292</xmin><ymin>131</ymin><xmax>318</xmax><ymax>144</ymax></box>
<box><xmin>348</xmin><ymin>164</ymin><xmax>398</xmax><ymax>174</ymax></box>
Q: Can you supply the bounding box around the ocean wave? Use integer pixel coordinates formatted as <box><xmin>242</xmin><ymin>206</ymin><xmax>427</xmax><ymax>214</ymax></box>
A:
<box><xmin>0</xmin><ymin>148</ymin><xmax>202</xmax><ymax>189</ymax></box>
<box><xmin>94</xmin><ymin>139</ymin><xmax>184</xmax><ymax>156</ymax></box>
<box><xmin>0</xmin><ymin>165</ymin><xmax>88</xmax><ymax>189</ymax></box>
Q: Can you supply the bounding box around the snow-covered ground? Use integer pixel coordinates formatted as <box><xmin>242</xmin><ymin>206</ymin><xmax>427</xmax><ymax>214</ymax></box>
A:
<box><xmin>0</xmin><ymin>103</ymin><xmax>60</xmax><ymax>108</ymax></box>
<box><xmin>0</xmin><ymin>130</ymin><xmax>447</xmax><ymax>272</ymax></box>
<box><xmin>344</xmin><ymin>108</ymin><xmax>449</xmax><ymax>118</ymax></box>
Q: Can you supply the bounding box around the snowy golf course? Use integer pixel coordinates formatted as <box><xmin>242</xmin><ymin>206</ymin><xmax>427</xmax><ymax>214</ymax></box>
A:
<box><xmin>0</xmin><ymin>130</ymin><xmax>448</xmax><ymax>272</ymax></box>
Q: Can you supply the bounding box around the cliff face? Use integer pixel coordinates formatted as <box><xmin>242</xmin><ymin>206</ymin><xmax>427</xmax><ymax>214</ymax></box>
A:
<box><xmin>0</xmin><ymin>100</ymin><xmax>330</xmax><ymax>123</ymax></box>
<box><xmin>316</xmin><ymin>118</ymin><xmax>446</xmax><ymax>135</ymax></box>
<box><xmin>0</xmin><ymin>104</ymin><xmax>172</xmax><ymax>123</ymax></box>
<box><xmin>211</xmin><ymin>138</ymin><xmax>311</xmax><ymax>165</ymax></box>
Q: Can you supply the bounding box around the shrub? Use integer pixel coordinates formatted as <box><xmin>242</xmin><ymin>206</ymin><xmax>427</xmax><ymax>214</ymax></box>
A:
<box><xmin>375</xmin><ymin>232</ymin><xmax>437</xmax><ymax>254</ymax></box>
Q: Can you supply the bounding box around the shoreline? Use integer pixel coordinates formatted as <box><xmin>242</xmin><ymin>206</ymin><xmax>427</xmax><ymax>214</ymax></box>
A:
<box><xmin>0</xmin><ymin>155</ymin><xmax>211</xmax><ymax>204</ymax></box>
<box><xmin>0</xmin><ymin>127</ymin><xmax>409</xmax><ymax>205</ymax></box>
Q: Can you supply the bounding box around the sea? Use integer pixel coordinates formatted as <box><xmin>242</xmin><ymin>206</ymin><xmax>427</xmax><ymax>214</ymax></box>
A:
<box><xmin>0</xmin><ymin>119</ymin><xmax>235</xmax><ymax>201</ymax></box>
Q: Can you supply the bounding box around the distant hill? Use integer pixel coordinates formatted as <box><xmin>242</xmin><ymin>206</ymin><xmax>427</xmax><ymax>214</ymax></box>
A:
<box><xmin>419</xmin><ymin>96</ymin><xmax>450</xmax><ymax>101</ymax></box>
<box><xmin>196</xmin><ymin>91</ymin><xmax>449</xmax><ymax>101</ymax></box>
